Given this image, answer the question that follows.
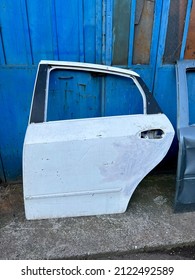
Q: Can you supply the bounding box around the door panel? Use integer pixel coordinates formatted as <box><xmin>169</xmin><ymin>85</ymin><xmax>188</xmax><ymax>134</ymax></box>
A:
<box><xmin>23</xmin><ymin>61</ymin><xmax>174</xmax><ymax>219</ymax></box>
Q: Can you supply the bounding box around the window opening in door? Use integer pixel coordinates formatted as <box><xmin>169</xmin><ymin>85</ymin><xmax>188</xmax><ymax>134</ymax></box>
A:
<box><xmin>46</xmin><ymin>69</ymin><xmax>143</xmax><ymax>122</ymax></box>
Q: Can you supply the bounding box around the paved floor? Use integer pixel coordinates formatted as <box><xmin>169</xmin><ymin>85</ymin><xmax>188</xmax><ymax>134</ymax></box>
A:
<box><xmin>0</xmin><ymin>174</ymin><xmax>195</xmax><ymax>260</ymax></box>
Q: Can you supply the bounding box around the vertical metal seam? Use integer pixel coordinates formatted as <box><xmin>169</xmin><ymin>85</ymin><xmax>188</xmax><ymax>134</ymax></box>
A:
<box><xmin>24</xmin><ymin>0</ymin><xmax>34</xmax><ymax>64</ymax></box>
<box><xmin>149</xmin><ymin>0</ymin><xmax>163</xmax><ymax>66</ymax></box>
<box><xmin>105</xmin><ymin>0</ymin><xmax>112</xmax><ymax>65</ymax></box>
<box><xmin>102</xmin><ymin>0</ymin><xmax>113</xmax><ymax>65</ymax></box>
<box><xmin>95</xmin><ymin>0</ymin><xmax>102</xmax><ymax>63</ymax></box>
<box><xmin>79</xmin><ymin>0</ymin><xmax>85</xmax><ymax>62</ymax></box>
<box><xmin>0</xmin><ymin>26</ymin><xmax>7</xmax><ymax>64</ymax></box>
<box><xmin>101</xmin><ymin>0</ymin><xmax>106</xmax><ymax>115</ymax></box>
<box><xmin>51</xmin><ymin>0</ymin><xmax>59</xmax><ymax>60</ymax></box>
<box><xmin>154</xmin><ymin>0</ymin><xmax>170</xmax><ymax>68</ymax></box>
<box><xmin>128</xmin><ymin>0</ymin><xmax>136</xmax><ymax>67</ymax></box>
<box><xmin>102</xmin><ymin>0</ymin><xmax>106</xmax><ymax>64</ymax></box>
<box><xmin>150</xmin><ymin>0</ymin><xmax>164</xmax><ymax>92</ymax></box>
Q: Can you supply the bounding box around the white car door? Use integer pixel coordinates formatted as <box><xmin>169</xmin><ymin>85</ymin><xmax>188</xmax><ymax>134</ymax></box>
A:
<box><xmin>23</xmin><ymin>61</ymin><xmax>174</xmax><ymax>220</ymax></box>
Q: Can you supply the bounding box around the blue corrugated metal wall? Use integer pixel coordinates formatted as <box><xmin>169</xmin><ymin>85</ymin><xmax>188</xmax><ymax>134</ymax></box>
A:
<box><xmin>0</xmin><ymin>0</ymin><xmax>192</xmax><ymax>181</ymax></box>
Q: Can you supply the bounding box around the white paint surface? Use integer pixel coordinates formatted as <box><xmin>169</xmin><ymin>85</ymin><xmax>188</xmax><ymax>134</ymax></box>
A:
<box><xmin>23</xmin><ymin>114</ymin><xmax>174</xmax><ymax>219</ymax></box>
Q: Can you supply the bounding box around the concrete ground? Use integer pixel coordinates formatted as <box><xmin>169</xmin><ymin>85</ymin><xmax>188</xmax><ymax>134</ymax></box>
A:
<box><xmin>0</xmin><ymin>174</ymin><xmax>195</xmax><ymax>260</ymax></box>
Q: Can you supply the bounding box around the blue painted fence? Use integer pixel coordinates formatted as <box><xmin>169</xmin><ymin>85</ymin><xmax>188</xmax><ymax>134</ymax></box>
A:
<box><xmin>0</xmin><ymin>0</ymin><xmax>193</xmax><ymax>181</ymax></box>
